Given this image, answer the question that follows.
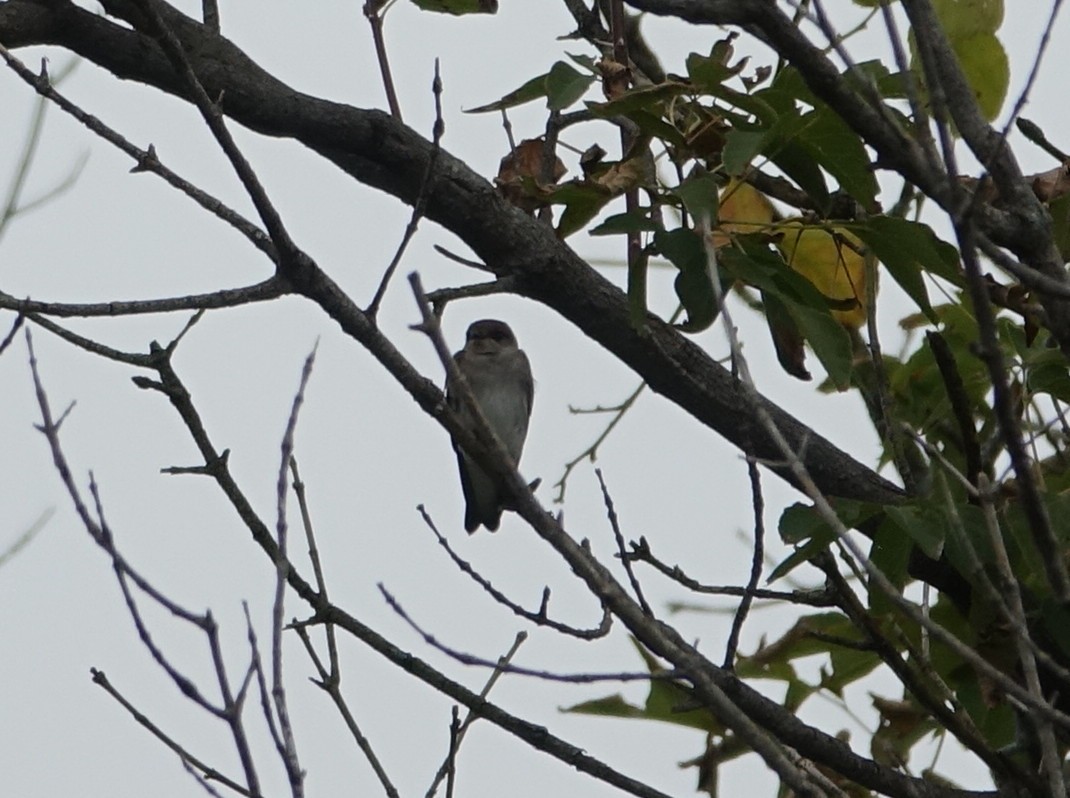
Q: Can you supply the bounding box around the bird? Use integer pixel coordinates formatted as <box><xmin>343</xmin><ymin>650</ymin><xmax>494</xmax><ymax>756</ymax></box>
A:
<box><xmin>448</xmin><ymin>319</ymin><xmax>533</xmax><ymax>533</ymax></box>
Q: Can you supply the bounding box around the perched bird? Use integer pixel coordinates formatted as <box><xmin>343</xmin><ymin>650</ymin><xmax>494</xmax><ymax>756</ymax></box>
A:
<box><xmin>448</xmin><ymin>319</ymin><xmax>533</xmax><ymax>533</ymax></box>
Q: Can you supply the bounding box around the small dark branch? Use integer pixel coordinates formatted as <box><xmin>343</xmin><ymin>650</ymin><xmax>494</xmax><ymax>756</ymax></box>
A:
<box><xmin>804</xmin><ymin>631</ymin><xmax>878</xmax><ymax>653</ymax></box>
<box><xmin>291</xmin><ymin>624</ymin><xmax>400</xmax><ymax>798</ymax></box>
<box><xmin>975</xmin><ymin>236</ymin><xmax>1070</xmax><ymax>300</ymax></box>
<box><xmin>418</xmin><ymin>505</ymin><xmax>612</xmax><ymax>639</ymax></box>
<box><xmin>130</xmin><ymin>0</ymin><xmax>302</xmax><ymax>268</ymax></box>
<box><xmin>0</xmin><ymin>313</ymin><xmax>25</xmax><ymax>356</ymax></box>
<box><xmin>1018</xmin><ymin>118</ymin><xmax>1070</xmax><ymax>163</ymax></box>
<box><xmin>0</xmin><ymin>46</ymin><xmax>277</xmax><ymax>262</ymax></box>
<box><xmin>199</xmin><ymin>613</ymin><xmax>261</xmax><ymax>795</ymax></box>
<box><xmin>500</xmin><ymin>108</ymin><xmax>516</xmax><ymax>153</ymax></box>
<box><xmin>723</xmin><ymin>458</ymin><xmax>764</xmax><ymax>669</ymax></box>
<box><xmin>380</xmin><ymin>584</ymin><xmax>670</xmax><ymax>683</ymax></box>
<box><xmin>626</xmin><ymin>536</ymin><xmax>838</xmax><ymax>607</ymax></box>
<box><xmin>444</xmin><ymin>707</ymin><xmax>461</xmax><ymax>798</ymax></box>
<box><xmin>202</xmin><ymin>0</ymin><xmax>219</xmax><ymax>32</ymax></box>
<box><xmin>243</xmin><ymin>604</ymin><xmax>287</xmax><ymax>761</ymax></box>
<box><xmin>363</xmin><ymin>1</ymin><xmax>402</xmax><ymax>121</ymax></box>
<box><xmin>596</xmin><ymin>469</ymin><xmax>652</xmax><ymax>616</ymax></box>
<box><xmin>425</xmin><ymin>633</ymin><xmax>527</xmax><ymax>798</ymax></box>
<box><xmin>426</xmin><ymin>277</ymin><xmax>519</xmax><ymax>316</ymax></box>
<box><xmin>432</xmin><ymin>244</ymin><xmax>495</xmax><ymax>273</ymax></box>
<box><xmin>926</xmin><ymin>331</ymin><xmax>985</xmax><ymax>487</ymax></box>
<box><xmin>90</xmin><ymin>669</ymin><xmax>256</xmax><ymax>798</ymax></box>
<box><xmin>0</xmin><ymin>278</ymin><xmax>288</xmax><ymax>318</ymax></box>
<box><xmin>367</xmin><ymin>60</ymin><xmax>445</xmax><ymax>320</ymax></box>
<box><xmin>956</xmin><ymin>222</ymin><xmax>1070</xmax><ymax>601</ymax></box>
<box><xmin>26</xmin><ymin>313</ymin><xmax>152</xmax><ymax>366</ymax></box>
<box><xmin>181</xmin><ymin>758</ymin><xmax>228</xmax><ymax>798</ymax></box>
<box><xmin>555</xmin><ymin>381</ymin><xmax>647</xmax><ymax>502</ymax></box>
<box><xmin>744</xmin><ymin>169</ymin><xmax>816</xmax><ymax>213</ymax></box>
<box><xmin>290</xmin><ymin>457</ymin><xmax>339</xmax><ymax>675</ymax></box>
<box><xmin>269</xmin><ymin>349</ymin><xmax>318</xmax><ymax>797</ymax></box>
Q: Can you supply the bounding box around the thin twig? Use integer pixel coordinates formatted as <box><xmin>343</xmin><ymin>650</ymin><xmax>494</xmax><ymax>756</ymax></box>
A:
<box><xmin>363</xmin><ymin>0</ymin><xmax>403</xmax><ymax>121</ymax></box>
<box><xmin>596</xmin><ymin>469</ymin><xmax>652</xmax><ymax>615</ymax></box>
<box><xmin>379</xmin><ymin>584</ymin><xmax>672</xmax><ymax>683</ymax></box>
<box><xmin>418</xmin><ymin>505</ymin><xmax>612</xmax><ymax>638</ymax></box>
<box><xmin>723</xmin><ymin>457</ymin><xmax>764</xmax><ymax>669</ymax></box>
<box><xmin>425</xmin><ymin>632</ymin><xmax>527</xmax><ymax>798</ymax></box>
<box><xmin>90</xmin><ymin>669</ymin><xmax>256</xmax><ymax>798</ymax></box>
<box><xmin>367</xmin><ymin>60</ymin><xmax>445</xmax><ymax>319</ymax></box>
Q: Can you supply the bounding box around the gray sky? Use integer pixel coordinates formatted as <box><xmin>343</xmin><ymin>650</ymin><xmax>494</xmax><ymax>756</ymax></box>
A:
<box><xmin>2</xmin><ymin>1</ymin><xmax>1066</xmax><ymax>796</ymax></box>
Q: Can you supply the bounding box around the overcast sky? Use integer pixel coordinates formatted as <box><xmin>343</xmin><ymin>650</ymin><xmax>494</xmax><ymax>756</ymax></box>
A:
<box><xmin>2</xmin><ymin>2</ymin><xmax>1068</xmax><ymax>796</ymax></box>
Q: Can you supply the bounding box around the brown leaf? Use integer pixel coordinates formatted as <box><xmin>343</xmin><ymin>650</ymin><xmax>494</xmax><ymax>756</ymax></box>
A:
<box><xmin>496</xmin><ymin>138</ymin><xmax>567</xmax><ymax>212</ymax></box>
<box><xmin>598</xmin><ymin>57</ymin><xmax>631</xmax><ymax>100</ymax></box>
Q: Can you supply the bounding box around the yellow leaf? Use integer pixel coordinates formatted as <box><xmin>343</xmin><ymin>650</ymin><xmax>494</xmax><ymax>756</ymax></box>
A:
<box><xmin>776</xmin><ymin>222</ymin><xmax>868</xmax><ymax>330</ymax></box>
<box><xmin>711</xmin><ymin>180</ymin><xmax>776</xmax><ymax>247</ymax></box>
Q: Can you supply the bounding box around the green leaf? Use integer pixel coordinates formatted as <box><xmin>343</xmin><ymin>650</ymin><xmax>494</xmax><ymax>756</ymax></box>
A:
<box><xmin>549</xmin><ymin>182</ymin><xmax>612</xmax><ymax>239</ymax></box>
<box><xmin>787</xmin><ymin>300</ymin><xmax>853</xmax><ymax>388</ymax></box>
<box><xmin>561</xmin><ymin>639</ymin><xmax>724</xmax><ymax>732</ymax></box>
<box><xmin>766</xmin><ymin>135</ymin><xmax>830</xmax><ymax>209</ymax></box>
<box><xmin>722</xmin><ymin>128</ymin><xmax>768</xmax><ymax>175</ymax></box>
<box><xmin>466</xmin><ymin>72</ymin><xmax>548</xmax><ymax>113</ymax></box>
<box><xmin>854</xmin><ymin>216</ymin><xmax>961</xmax><ymax>320</ymax></box>
<box><xmin>868</xmin><ymin>521</ymin><xmax>914</xmax><ymax>615</ymax></box>
<box><xmin>794</xmin><ymin>107</ymin><xmax>879</xmax><ymax>209</ymax></box>
<box><xmin>410</xmin><ymin>0</ymin><xmax>497</xmax><ymax>13</ymax></box>
<box><xmin>883</xmin><ymin>505</ymin><xmax>946</xmax><ymax>560</ymax></box>
<box><xmin>768</xmin><ymin>530</ymin><xmax>836</xmax><ymax>582</ymax></box>
<box><xmin>952</xmin><ymin>33</ymin><xmax>1009</xmax><ymax>122</ymax></box>
<box><xmin>720</xmin><ymin>246</ymin><xmax>853</xmax><ymax>387</ymax></box>
<box><xmin>545</xmin><ymin>61</ymin><xmax>595</xmax><ymax>111</ymax></box>
<box><xmin>589</xmin><ymin>211</ymin><xmax>659</xmax><ymax>236</ymax></box>
<box><xmin>587</xmin><ymin>81</ymin><xmax>691</xmax><ymax>117</ymax></box>
<box><xmin>934</xmin><ymin>0</ymin><xmax>1004</xmax><ymax>37</ymax></box>
<box><xmin>654</xmin><ymin>229</ymin><xmax>720</xmax><ymax>332</ymax></box>
<box><xmin>779</xmin><ymin>502</ymin><xmax>829</xmax><ymax>544</ymax></box>
<box><xmin>673</xmin><ymin>171</ymin><xmax>720</xmax><ymax>223</ymax></box>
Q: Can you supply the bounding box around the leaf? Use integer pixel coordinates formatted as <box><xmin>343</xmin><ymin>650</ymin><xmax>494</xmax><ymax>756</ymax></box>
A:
<box><xmin>779</xmin><ymin>502</ymin><xmax>829</xmax><ymax>544</ymax></box>
<box><xmin>793</xmin><ymin>107</ymin><xmax>879</xmax><ymax>209</ymax></box>
<box><xmin>410</xmin><ymin>0</ymin><xmax>497</xmax><ymax>14</ymax></box>
<box><xmin>952</xmin><ymin>33</ymin><xmax>1009</xmax><ymax>122</ymax></box>
<box><xmin>712</xmin><ymin>181</ymin><xmax>777</xmax><ymax>246</ymax></box>
<box><xmin>561</xmin><ymin>639</ymin><xmax>724</xmax><ymax>733</ymax></box>
<box><xmin>853</xmin><ymin>216</ymin><xmax>961</xmax><ymax>320</ymax></box>
<box><xmin>466</xmin><ymin>72</ymin><xmax>548</xmax><ymax>113</ymax></box>
<box><xmin>549</xmin><ymin>182</ymin><xmax>613</xmax><ymax>239</ymax></box>
<box><xmin>768</xmin><ymin>530</ymin><xmax>836</xmax><ymax>582</ymax></box>
<box><xmin>673</xmin><ymin>171</ymin><xmax>720</xmax><ymax>223</ymax></box>
<box><xmin>589</xmin><ymin>211</ymin><xmax>659</xmax><ymax>236</ymax></box>
<box><xmin>883</xmin><ymin>505</ymin><xmax>945</xmax><ymax>560</ymax></box>
<box><xmin>545</xmin><ymin>61</ymin><xmax>596</xmax><ymax>111</ymax></box>
<box><xmin>776</xmin><ymin>222</ymin><xmax>867</xmax><ymax>330</ymax></box>
<box><xmin>655</xmin><ymin>229</ymin><xmax>719</xmax><ymax>332</ymax></box>
<box><xmin>933</xmin><ymin>0</ymin><xmax>1004</xmax><ymax>37</ymax></box>
<box><xmin>722</xmin><ymin>128</ymin><xmax>768</xmax><ymax>176</ymax></box>
<box><xmin>720</xmin><ymin>245</ymin><xmax>854</xmax><ymax>387</ymax></box>
<box><xmin>766</xmin><ymin>134</ymin><xmax>830</xmax><ymax>209</ymax></box>
<box><xmin>587</xmin><ymin>81</ymin><xmax>691</xmax><ymax>117</ymax></box>
<box><xmin>764</xmin><ymin>291</ymin><xmax>811</xmax><ymax>380</ymax></box>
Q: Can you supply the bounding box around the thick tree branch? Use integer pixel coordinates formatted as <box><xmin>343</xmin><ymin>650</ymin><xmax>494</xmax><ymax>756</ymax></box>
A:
<box><xmin>0</xmin><ymin>0</ymin><xmax>905</xmax><ymax>505</ymax></box>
